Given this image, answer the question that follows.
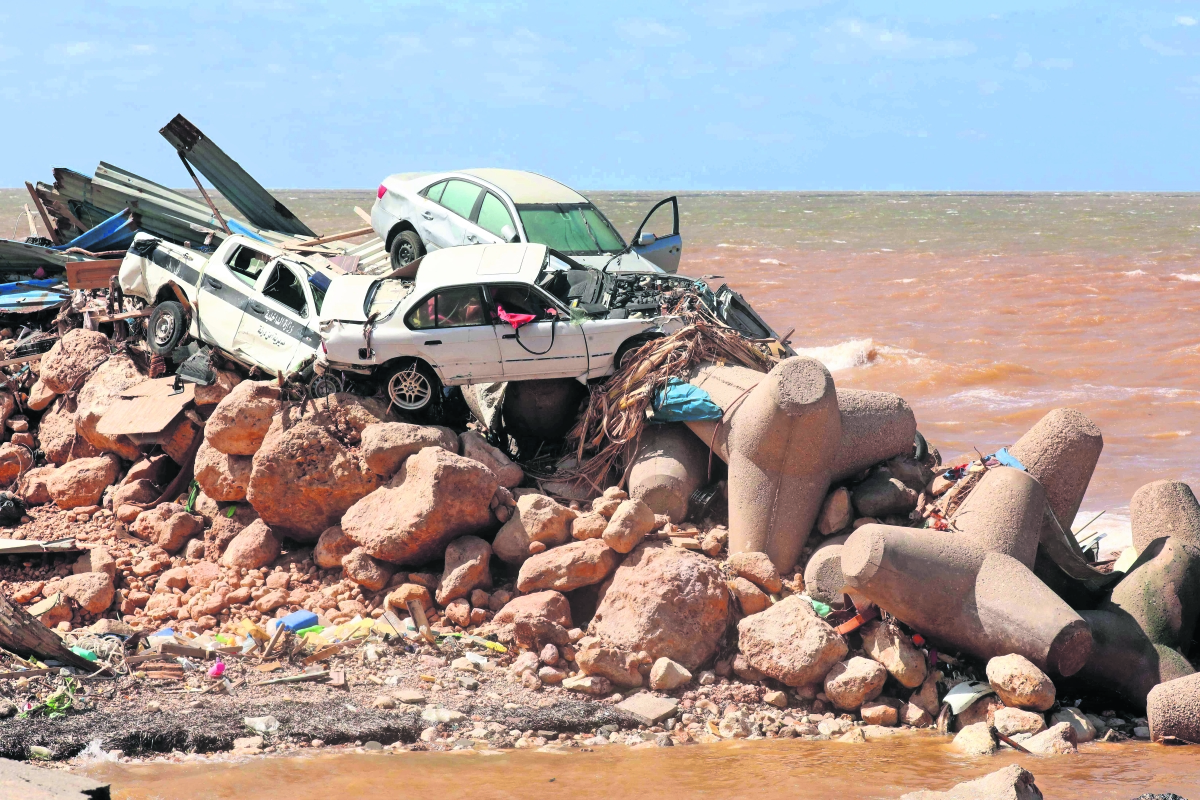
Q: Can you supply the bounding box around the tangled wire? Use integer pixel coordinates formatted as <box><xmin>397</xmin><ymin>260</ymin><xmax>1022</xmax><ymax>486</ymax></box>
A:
<box><xmin>558</xmin><ymin>293</ymin><xmax>780</xmax><ymax>493</ymax></box>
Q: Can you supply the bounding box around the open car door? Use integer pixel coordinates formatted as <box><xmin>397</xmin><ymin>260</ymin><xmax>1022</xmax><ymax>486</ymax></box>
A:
<box><xmin>713</xmin><ymin>284</ymin><xmax>797</xmax><ymax>357</ymax></box>
<box><xmin>630</xmin><ymin>196</ymin><xmax>682</xmax><ymax>273</ymax></box>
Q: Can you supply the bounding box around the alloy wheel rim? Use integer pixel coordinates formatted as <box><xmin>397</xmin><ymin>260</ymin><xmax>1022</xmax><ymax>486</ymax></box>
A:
<box><xmin>388</xmin><ymin>366</ymin><xmax>431</xmax><ymax>410</ymax></box>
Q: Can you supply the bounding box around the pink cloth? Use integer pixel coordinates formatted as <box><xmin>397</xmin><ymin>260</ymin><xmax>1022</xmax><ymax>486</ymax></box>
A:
<box><xmin>497</xmin><ymin>304</ymin><xmax>537</xmax><ymax>330</ymax></box>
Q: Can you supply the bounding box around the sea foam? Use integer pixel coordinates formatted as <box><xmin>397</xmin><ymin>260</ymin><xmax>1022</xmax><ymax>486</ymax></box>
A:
<box><xmin>793</xmin><ymin>338</ymin><xmax>877</xmax><ymax>372</ymax></box>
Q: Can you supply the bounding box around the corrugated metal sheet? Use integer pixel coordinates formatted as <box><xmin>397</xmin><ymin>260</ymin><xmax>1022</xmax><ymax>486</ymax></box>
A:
<box><xmin>0</xmin><ymin>277</ymin><xmax>69</xmax><ymax>314</ymax></box>
<box><xmin>160</xmin><ymin>114</ymin><xmax>315</xmax><ymax>237</ymax></box>
<box><xmin>51</xmin><ymin>208</ymin><xmax>138</xmax><ymax>253</ymax></box>
<box><xmin>0</xmin><ymin>239</ymin><xmax>86</xmax><ymax>272</ymax></box>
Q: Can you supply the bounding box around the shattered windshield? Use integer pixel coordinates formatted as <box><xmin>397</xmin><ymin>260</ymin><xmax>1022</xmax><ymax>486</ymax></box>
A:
<box><xmin>516</xmin><ymin>204</ymin><xmax>625</xmax><ymax>255</ymax></box>
<box><xmin>364</xmin><ymin>278</ymin><xmax>415</xmax><ymax>317</ymax></box>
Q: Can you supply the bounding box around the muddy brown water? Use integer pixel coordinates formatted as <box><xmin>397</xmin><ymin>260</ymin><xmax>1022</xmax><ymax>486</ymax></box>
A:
<box><xmin>87</xmin><ymin>737</ymin><xmax>1200</xmax><ymax>799</ymax></box>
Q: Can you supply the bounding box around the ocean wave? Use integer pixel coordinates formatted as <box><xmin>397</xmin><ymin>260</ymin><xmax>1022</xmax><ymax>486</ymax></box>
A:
<box><xmin>793</xmin><ymin>338</ymin><xmax>877</xmax><ymax>372</ymax></box>
<box><xmin>758</xmin><ymin>258</ymin><xmax>784</xmax><ymax>265</ymax></box>
<box><xmin>1173</xmin><ymin>272</ymin><xmax>1200</xmax><ymax>282</ymax></box>
<box><xmin>939</xmin><ymin>383</ymin><xmax>1200</xmax><ymax>411</ymax></box>
<box><xmin>1122</xmin><ymin>269</ymin><xmax>1147</xmax><ymax>276</ymax></box>
<box><xmin>1073</xmin><ymin>509</ymin><xmax>1131</xmax><ymax>561</ymax></box>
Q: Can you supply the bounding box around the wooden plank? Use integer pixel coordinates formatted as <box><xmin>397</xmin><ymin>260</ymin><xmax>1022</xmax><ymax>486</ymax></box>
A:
<box><xmin>24</xmin><ymin>182</ymin><xmax>60</xmax><ymax>244</ymax></box>
<box><xmin>118</xmin><ymin>376</ymin><xmax>195</xmax><ymax>399</ymax></box>
<box><xmin>92</xmin><ymin>308</ymin><xmax>152</xmax><ymax>324</ymax></box>
<box><xmin>0</xmin><ymin>354</ymin><xmax>44</xmax><ymax>369</ymax></box>
<box><xmin>65</xmin><ymin>259</ymin><xmax>123</xmax><ymax>291</ymax></box>
<box><xmin>354</xmin><ymin>206</ymin><xmax>372</xmax><ymax>225</ymax></box>
<box><xmin>302</xmin><ymin>641</ymin><xmax>354</xmax><ymax>666</ymax></box>
<box><xmin>280</xmin><ymin>226</ymin><xmax>374</xmax><ymax>250</ymax></box>
<box><xmin>97</xmin><ymin>377</ymin><xmax>193</xmax><ymax>437</ymax></box>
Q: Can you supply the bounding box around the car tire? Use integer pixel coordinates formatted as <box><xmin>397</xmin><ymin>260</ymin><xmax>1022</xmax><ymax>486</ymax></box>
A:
<box><xmin>147</xmin><ymin>301</ymin><xmax>187</xmax><ymax>356</ymax></box>
<box><xmin>380</xmin><ymin>359</ymin><xmax>441</xmax><ymax>413</ymax></box>
<box><xmin>389</xmin><ymin>230</ymin><xmax>425</xmax><ymax>271</ymax></box>
<box><xmin>615</xmin><ymin>333</ymin><xmax>662</xmax><ymax>371</ymax></box>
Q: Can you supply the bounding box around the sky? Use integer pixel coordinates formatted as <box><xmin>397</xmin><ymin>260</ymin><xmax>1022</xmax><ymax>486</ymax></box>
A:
<box><xmin>4</xmin><ymin>1</ymin><xmax>1200</xmax><ymax>190</ymax></box>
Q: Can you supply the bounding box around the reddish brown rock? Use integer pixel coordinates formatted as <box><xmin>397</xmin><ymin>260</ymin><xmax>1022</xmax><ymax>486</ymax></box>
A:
<box><xmin>73</xmin><ymin>546</ymin><xmax>115</xmax><ymax>581</ymax></box>
<box><xmin>342</xmin><ymin>547</ymin><xmax>394</xmax><ymax>592</ymax></box>
<box><xmin>727</xmin><ymin>551</ymin><xmax>784</xmax><ymax>594</ymax></box>
<box><xmin>361</xmin><ymin>422</ymin><xmax>458</xmax><ymax>478</ymax></box>
<box><xmin>247</xmin><ymin>416</ymin><xmax>380</xmax><ymax>540</ymax></box>
<box><xmin>341</xmin><ymin>448</ymin><xmax>497</xmax><ymax>564</ymax></box>
<box><xmin>575</xmin><ymin>637</ymin><xmax>643</xmax><ymax>688</ymax></box>
<box><xmin>27</xmin><ymin>378</ymin><xmax>56</xmax><ymax>412</ymax></box>
<box><xmin>145</xmin><ymin>593</ymin><xmax>182</xmax><ymax>621</ymax></box>
<box><xmin>255</xmin><ymin>589</ymin><xmax>288</xmax><ymax>613</ymax></box>
<box><xmin>436</xmin><ymin>536</ymin><xmax>493</xmax><ymax>605</ymax></box>
<box><xmin>493</xmin><ymin>493</ymin><xmax>577</xmax><ymax>565</ymax></box>
<box><xmin>571</xmin><ymin>513</ymin><xmax>609</xmax><ymax>541</ymax></box>
<box><xmin>192</xmin><ymin>589</ymin><xmax>230</xmax><ymax>618</ymax></box>
<box><xmin>602</xmin><ymin>498</ymin><xmax>656</xmax><ymax>554</ymax></box>
<box><xmin>459</xmin><ymin>430</ymin><xmax>523</xmax><ymax>488</ymax></box>
<box><xmin>37</xmin><ymin>396</ymin><xmax>103</xmax><ymax>466</ymax></box>
<box><xmin>729</xmin><ymin>576</ymin><xmax>770</xmax><ymax>615</ymax></box>
<box><xmin>493</xmin><ymin>590</ymin><xmax>572</xmax><ymax>628</ymax></box>
<box><xmin>516</xmin><ymin>539</ymin><xmax>620</xmax><ymax>594</ymax></box>
<box><xmin>220</xmin><ymin>519</ymin><xmax>281</xmax><ymax>570</ymax></box>
<box><xmin>0</xmin><ymin>442</ymin><xmax>32</xmax><ymax>487</ymax></box>
<box><xmin>824</xmin><ymin>657</ymin><xmax>887</xmax><ymax>711</ymax></box>
<box><xmin>737</xmin><ymin>594</ymin><xmax>848</xmax><ymax>686</ymax></box>
<box><xmin>113</xmin><ymin>478</ymin><xmax>160</xmax><ymax>510</ymax></box>
<box><xmin>161</xmin><ymin>415</ymin><xmax>201</xmax><ymax>465</ymax></box>
<box><xmin>589</xmin><ymin>542</ymin><xmax>730</xmax><ymax>671</ymax></box>
<box><xmin>194</xmin><ymin>439</ymin><xmax>252</xmax><ymax>502</ymax></box>
<box><xmin>386</xmin><ymin>583</ymin><xmax>434</xmax><ymax>614</ymax></box>
<box><xmin>986</xmin><ymin>654</ymin><xmax>1056</xmax><ymax>712</ymax></box>
<box><xmin>204</xmin><ymin>380</ymin><xmax>281</xmax><ymax>456</ymax></box>
<box><xmin>46</xmin><ymin>454</ymin><xmax>119</xmax><ymax>509</ymax></box>
<box><xmin>155</xmin><ymin>567</ymin><xmax>190</xmax><ymax>591</ymax></box>
<box><xmin>74</xmin><ymin>353</ymin><xmax>145</xmax><ymax>460</ymax></box>
<box><xmin>17</xmin><ymin>465</ymin><xmax>55</xmax><ymax>506</ymax></box>
<box><xmin>193</xmin><ymin>368</ymin><xmax>241</xmax><ymax>407</ymax></box>
<box><xmin>60</xmin><ymin>572</ymin><xmax>114</xmax><ymax>614</ymax></box>
<box><xmin>39</xmin><ymin>329</ymin><xmax>109</xmax><ymax>394</ymax></box>
<box><xmin>314</xmin><ymin>525</ymin><xmax>357</xmax><ymax>569</ymax></box>
<box><xmin>186</xmin><ymin>561</ymin><xmax>221</xmax><ymax>588</ymax></box>
<box><xmin>131</xmin><ymin>502</ymin><xmax>203</xmax><ymax>553</ymax></box>
<box><xmin>204</xmin><ymin>504</ymin><xmax>258</xmax><ymax>561</ymax></box>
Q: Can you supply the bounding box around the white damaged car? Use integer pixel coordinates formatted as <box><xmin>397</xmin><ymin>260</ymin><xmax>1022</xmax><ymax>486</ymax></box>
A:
<box><xmin>316</xmin><ymin>242</ymin><xmax>684</xmax><ymax>412</ymax></box>
<box><xmin>371</xmin><ymin>168</ymin><xmax>682</xmax><ymax>275</ymax></box>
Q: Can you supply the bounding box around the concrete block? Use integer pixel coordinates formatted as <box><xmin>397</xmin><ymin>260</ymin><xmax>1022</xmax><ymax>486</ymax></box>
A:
<box><xmin>1147</xmin><ymin>671</ymin><xmax>1200</xmax><ymax>743</ymax></box>
<box><xmin>1131</xmin><ymin>480</ymin><xmax>1200</xmax><ymax>554</ymax></box>
<box><xmin>628</xmin><ymin>423</ymin><xmax>710</xmax><ymax>524</ymax></box>
<box><xmin>1007</xmin><ymin>407</ymin><xmax>1102</xmax><ymax>541</ymax></box>
<box><xmin>949</xmin><ymin>466</ymin><xmax>1046</xmax><ymax>568</ymax></box>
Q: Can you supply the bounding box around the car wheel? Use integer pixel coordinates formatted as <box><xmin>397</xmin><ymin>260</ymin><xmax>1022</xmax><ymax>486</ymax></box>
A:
<box><xmin>615</xmin><ymin>333</ymin><xmax>662</xmax><ymax>371</ymax></box>
<box><xmin>381</xmin><ymin>359</ymin><xmax>440</xmax><ymax>412</ymax></box>
<box><xmin>389</xmin><ymin>230</ymin><xmax>425</xmax><ymax>270</ymax></box>
<box><xmin>147</xmin><ymin>301</ymin><xmax>187</xmax><ymax>356</ymax></box>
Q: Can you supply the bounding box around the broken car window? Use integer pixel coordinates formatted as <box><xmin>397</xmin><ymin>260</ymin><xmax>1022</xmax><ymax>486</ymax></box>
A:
<box><xmin>476</xmin><ymin>192</ymin><xmax>516</xmax><ymax>239</ymax></box>
<box><xmin>405</xmin><ymin>286</ymin><xmax>488</xmax><ymax>330</ymax></box>
<box><xmin>516</xmin><ymin>204</ymin><xmax>625</xmax><ymax>255</ymax></box>
<box><xmin>439</xmin><ymin>180</ymin><xmax>484</xmax><ymax>221</ymax></box>
<box><xmin>486</xmin><ymin>284</ymin><xmax>557</xmax><ymax>320</ymax></box>
<box><xmin>262</xmin><ymin>265</ymin><xmax>308</xmax><ymax>317</ymax></box>
<box><xmin>227</xmin><ymin>245</ymin><xmax>273</xmax><ymax>287</ymax></box>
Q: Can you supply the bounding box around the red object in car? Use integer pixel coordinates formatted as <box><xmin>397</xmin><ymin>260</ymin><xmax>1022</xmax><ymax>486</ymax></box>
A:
<box><xmin>376</xmin><ymin>184</ymin><xmax>387</xmax><ymax>199</ymax></box>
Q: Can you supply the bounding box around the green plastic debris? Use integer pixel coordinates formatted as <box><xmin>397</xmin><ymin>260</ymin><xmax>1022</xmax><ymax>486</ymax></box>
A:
<box><xmin>184</xmin><ymin>480</ymin><xmax>200</xmax><ymax>513</ymax></box>
<box><xmin>226</xmin><ymin>505</ymin><xmax>237</xmax><ymax>518</ymax></box>
<box><xmin>29</xmin><ymin>745</ymin><xmax>52</xmax><ymax>760</ymax></box>
<box><xmin>799</xmin><ymin>595</ymin><xmax>832</xmax><ymax>617</ymax></box>
<box><xmin>296</xmin><ymin>625</ymin><xmax>326</xmax><ymax>638</ymax></box>
<box><xmin>69</xmin><ymin>647</ymin><xmax>98</xmax><ymax>662</ymax></box>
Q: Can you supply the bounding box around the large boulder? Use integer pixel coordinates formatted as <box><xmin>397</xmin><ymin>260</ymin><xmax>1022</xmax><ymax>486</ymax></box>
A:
<box><xmin>131</xmin><ymin>503</ymin><xmax>203</xmax><ymax>553</ymax></box>
<box><xmin>737</xmin><ymin>594</ymin><xmax>847</xmax><ymax>686</ymax></box>
<box><xmin>204</xmin><ymin>380</ymin><xmax>281</xmax><ymax>455</ymax></box>
<box><xmin>314</xmin><ymin>525</ymin><xmax>357</xmax><ymax>569</ymax></box>
<box><xmin>361</xmin><ymin>422</ymin><xmax>458</xmax><ymax>478</ymax></box>
<box><xmin>247</xmin><ymin>415</ymin><xmax>381</xmax><ymax>540</ymax></box>
<box><xmin>435</xmin><ymin>536</ymin><xmax>493</xmax><ymax>604</ymax></box>
<box><xmin>193</xmin><ymin>368</ymin><xmax>241</xmax><ymax>406</ymax></box>
<box><xmin>515</xmin><ymin>539</ymin><xmax>621</xmax><ymax>593</ymax></box>
<box><xmin>220</xmin><ymin>519</ymin><xmax>280</xmax><ymax>570</ymax></box>
<box><xmin>74</xmin><ymin>353</ymin><xmax>145</xmax><ymax>460</ymax></box>
<box><xmin>824</xmin><ymin>657</ymin><xmax>887</xmax><ymax>710</ymax></box>
<box><xmin>59</xmin><ymin>572</ymin><xmax>114</xmax><ymax>614</ymax></box>
<box><xmin>38</xmin><ymin>396</ymin><xmax>103</xmax><ymax>465</ymax></box>
<box><xmin>341</xmin><ymin>447</ymin><xmax>498</xmax><ymax>564</ymax></box>
<box><xmin>493</xmin><ymin>493</ymin><xmax>576</xmax><ymax>565</ymax></box>
<box><xmin>46</xmin><ymin>454</ymin><xmax>120</xmax><ymax>509</ymax></box>
<box><xmin>1147</xmin><ymin>671</ymin><xmax>1200</xmax><ymax>743</ymax></box>
<box><xmin>194</xmin><ymin>439</ymin><xmax>252</xmax><ymax>502</ymax></box>
<box><xmin>588</xmin><ymin>542</ymin><xmax>729</xmax><ymax>671</ymax></box>
<box><xmin>459</xmin><ymin>430</ymin><xmax>523</xmax><ymax>488</ymax></box>
<box><xmin>994</xmin><ymin>707</ymin><xmax>1047</xmax><ymax>737</ymax></box>
<box><xmin>39</xmin><ymin>329</ymin><xmax>109</xmax><ymax>394</ymax></box>
<box><xmin>986</xmin><ymin>654</ymin><xmax>1055</xmax><ymax>711</ymax></box>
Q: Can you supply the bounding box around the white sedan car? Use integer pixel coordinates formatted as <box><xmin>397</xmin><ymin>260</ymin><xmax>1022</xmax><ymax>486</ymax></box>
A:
<box><xmin>370</xmin><ymin>168</ymin><xmax>682</xmax><ymax>275</ymax></box>
<box><xmin>317</xmin><ymin>243</ymin><xmax>683</xmax><ymax>412</ymax></box>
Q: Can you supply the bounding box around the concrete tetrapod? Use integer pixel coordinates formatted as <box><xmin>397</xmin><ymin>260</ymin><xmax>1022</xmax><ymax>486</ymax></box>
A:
<box><xmin>949</xmin><ymin>467</ymin><xmax>1046</xmax><ymax>568</ymax></box>
<box><xmin>1130</xmin><ymin>480</ymin><xmax>1200</xmax><ymax>554</ymax></box>
<box><xmin>683</xmin><ymin>358</ymin><xmax>915</xmax><ymax>572</ymax></box>
<box><xmin>1147</xmin><ymin>672</ymin><xmax>1200</xmax><ymax>743</ymax></box>
<box><xmin>1076</xmin><ymin>536</ymin><xmax>1200</xmax><ymax>706</ymax></box>
<box><xmin>627</xmin><ymin>423</ymin><xmax>711</xmax><ymax>524</ymax></box>
<box><xmin>841</xmin><ymin>524</ymin><xmax>1093</xmax><ymax>676</ymax></box>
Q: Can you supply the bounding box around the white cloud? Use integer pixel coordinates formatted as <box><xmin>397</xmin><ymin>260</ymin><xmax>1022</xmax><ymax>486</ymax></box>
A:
<box><xmin>705</xmin><ymin>121</ymin><xmax>793</xmax><ymax>144</ymax></box>
<box><xmin>815</xmin><ymin>19</ymin><xmax>976</xmax><ymax>63</ymax></box>
<box><xmin>1141</xmin><ymin>34</ymin><xmax>1185</xmax><ymax>56</ymax></box>
<box><xmin>728</xmin><ymin>32</ymin><xmax>796</xmax><ymax>69</ymax></box>
<box><xmin>615</xmin><ymin>18</ymin><xmax>687</xmax><ymax>47</ymax></box>
<box><xmin>63</xmin><ymin>42</ymin><xmax>95</xmax><ymax>57</ymax></box>
<box><xmin>1177</xmin><ymin>15</ymin><xmax>1198</xmax><ymax>26</ymax></box>
<box><xmin>1013</xmin><ymin>51</ymin><xmax>1033</xmax><ymax>69</ymax></box>
<box><xmin>979</xmin><ymin>80</ymin><xmax>1000</xmax><ymax>94</ymax></box>
<box><xmin>1040</xmin><ymin>57</ymin><xmax>1073</xmax><ymax>69</ymax></box>
<box><xmin>700</xmin><ymin>0</ymin><xmax>830</xmax><ymax>24</ymax></box>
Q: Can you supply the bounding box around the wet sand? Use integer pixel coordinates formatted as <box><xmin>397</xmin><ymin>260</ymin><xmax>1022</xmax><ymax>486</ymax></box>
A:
<box><xmin>89</xmin><ymin>736</ymin><xmax>1200</xmax><ymax>800</ymax></box>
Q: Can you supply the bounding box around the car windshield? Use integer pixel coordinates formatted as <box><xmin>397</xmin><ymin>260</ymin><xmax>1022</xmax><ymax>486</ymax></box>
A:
<box><xmin>364</xmin><ymin>278</ymin><xmax>415</xmax><ymax>317</ymax></box>
<box><xmin>516</xmin><ymin>204</ymin><xmax>625</xmax><ymax>255</ymax></box>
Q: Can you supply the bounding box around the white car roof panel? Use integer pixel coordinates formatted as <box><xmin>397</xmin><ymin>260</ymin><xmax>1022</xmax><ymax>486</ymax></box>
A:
<box><xmin>458</xmin><ymin>169</ymin><xmax>588</xmax><ymax>204</ymax></box>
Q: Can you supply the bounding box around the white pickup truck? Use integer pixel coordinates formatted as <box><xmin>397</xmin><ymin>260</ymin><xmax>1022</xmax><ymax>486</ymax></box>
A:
<box><xmin>119</xmin><ymin>232</ymin><xmax>332</xmax><ymax>376</ymax></box>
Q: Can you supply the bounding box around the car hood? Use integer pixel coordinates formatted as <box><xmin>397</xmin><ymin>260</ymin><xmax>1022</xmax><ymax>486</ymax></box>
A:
<box><xmin>570</xmin><ymin>251</ymin><xmax>665</xmax><ymax>274</ymax></box>
<box><xmin>320</xmin><ymin>275</ymin><xmax>378</xmax><ymax>323</ymax></box>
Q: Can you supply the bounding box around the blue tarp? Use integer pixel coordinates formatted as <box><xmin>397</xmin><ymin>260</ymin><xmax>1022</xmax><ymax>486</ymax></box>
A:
<box><xmin>649</xmin><ymin>378</ymin><xmax>724</xmax><ymax>422</ymax></box>
<box><xmin>0</xmin><ymin>278</ymin><xmax>68</xmax><ymax>314</ymax></box>
<box><xmin>227</xmin><ymin>218</ymin><xmax>271</xmax><ymax>243</ymax></box>
<box><xmin>51</xmin><ymin>208</ymin><xmax>138</xmax><ymax>254</ymax></box>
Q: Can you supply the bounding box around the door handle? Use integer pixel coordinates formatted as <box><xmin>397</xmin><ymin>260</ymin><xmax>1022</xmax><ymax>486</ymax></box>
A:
<box><xmin>250</xmin><ymin>303</ymin><xmax>266</xmax><ymax>313</ymax></box>
<box><xmin>422</xmin><ymin>211</ymin><xmax>434</xmax><ymax>220</ymax></box>
<box><xmin>206</xmin><ymin>277</ymin><xmax>223</xmax><ymax>289</ymax></box>
<box><xmin>424</xmin><ymin>339</ymin><xmax>442</xmax><ymax>345</ymax></box>
<box><xmin>466</xmin><ymin>234</ymin><xmax>478</xmax><ymax>242</ymax></box>
<box><xmin>501</xmin><ymin>333</ymin><xmax>516</xmax><ymax>340</ymax></box>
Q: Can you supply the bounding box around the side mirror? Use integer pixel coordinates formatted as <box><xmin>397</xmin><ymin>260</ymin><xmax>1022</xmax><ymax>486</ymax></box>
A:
<box><xmin>500</xmin><ymin>225</ymin><xmax>519</xmax><ymax>243</ymax></box>
<box><xmin>637</xmin><ymin>231</ymin><xmax>656</xmax><ymax>246</ymax></box>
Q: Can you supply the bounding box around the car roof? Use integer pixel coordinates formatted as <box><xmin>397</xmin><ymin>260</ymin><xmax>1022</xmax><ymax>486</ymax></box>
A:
<box><xmin>416</xmin><ymin>243</ymin><xmax>548</xmax><ymax>292</ymax></box>
<box><xmin>457</xmin><ymin>169</ymin><xmax>588</xmax><ymax>204</ymax></box>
